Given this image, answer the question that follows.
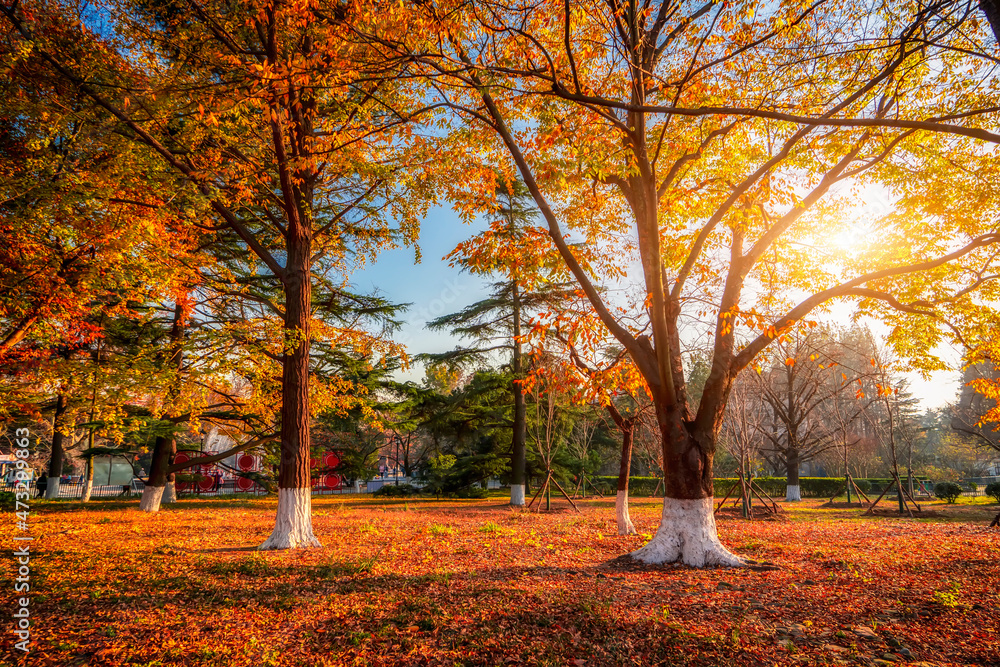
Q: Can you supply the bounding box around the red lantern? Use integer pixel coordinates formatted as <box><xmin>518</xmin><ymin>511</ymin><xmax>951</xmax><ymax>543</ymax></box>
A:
<box><xmin>236</xmin><ymin>476</ymin><xmax>255</xmax><ymax>492</ymax></box>
<box><xmin>174</xmin><ymin>452</ymin><xmax>191</xmax><ymax>490</ymax></box>
<box><xmin>323</xmin><ymin>474</ymin><xmax>341</xmax><ymax>490</ymax></box>
<box><xmin>237</xmin><ymin>454</ymin><xmax>256</xmax><ymax>471</ymax></box>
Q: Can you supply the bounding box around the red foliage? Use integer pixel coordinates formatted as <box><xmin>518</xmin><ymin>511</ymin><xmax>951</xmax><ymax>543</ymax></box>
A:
<box><xmin>4</xmin><ymin>497</ymin><xmax>998</xmax><ymax>666</ymax></box>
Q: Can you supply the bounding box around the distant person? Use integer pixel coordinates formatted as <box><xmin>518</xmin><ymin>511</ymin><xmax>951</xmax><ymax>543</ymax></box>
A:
<box><xmin>35</xmin><ymin>477</ymin><xmax>47</xmax><ymax>497</ymax></box>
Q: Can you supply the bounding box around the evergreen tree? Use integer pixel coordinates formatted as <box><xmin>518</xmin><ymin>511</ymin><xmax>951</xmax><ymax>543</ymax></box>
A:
<box><xmin>424</xmin><ymin>179</ymin><xmax>571</xmax><ymax>506</ymax></box>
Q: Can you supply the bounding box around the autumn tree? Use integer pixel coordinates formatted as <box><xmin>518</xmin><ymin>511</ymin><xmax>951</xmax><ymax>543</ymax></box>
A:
<box><xmin>366</xmin><ymin>0</ymin><xmax>1000</xmax><ymax>565</ymax></box>
<box><xmin>1</xmin><ymin>0</ymin><xmax>433</xmax><ymax>546</ymax></box>
<box><xmin>951</xmin><ymin>360</ymin><xmax>1000</xmax><ymax>453</ymax></box>
<box><xmin>0</xmin><ymin>17</ymin><xmax>206</xmax><ymax>500</ymax></box>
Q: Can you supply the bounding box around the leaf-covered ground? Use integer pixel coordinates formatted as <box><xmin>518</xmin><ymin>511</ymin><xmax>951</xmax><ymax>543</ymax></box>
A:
<box><xmin>3</xmin><ymin>494</ymin><xmax>999</xmax><ymax>666</ymax></box>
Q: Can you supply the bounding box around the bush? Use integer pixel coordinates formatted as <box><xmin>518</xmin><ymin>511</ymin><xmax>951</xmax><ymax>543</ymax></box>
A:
<box><xmin>854</xmin><ymin>479</ymin><xmax>871</xmax><ymax>494</ymax></box>
<box><xmin>595</xmin><ymin>476</ymin><xmax>861</xmax><ymax>498</ymax></box>
<box><xmin>934</xmin><ymin>481</ymin><xmax>964</xmax><ymax>504</ymax></box>
<box><xmin>985</xmin><ymin>482</ymin><xmax>1000</xmax><ymax>504</ymax></box>
<box><xmin>373</xmin><ymin>483</ymin><xmax>422</xmax><ymax>498</ymax></box>
<box><xmin>593</xmin><ymin>476</ymin><xmax>658</xmax><ymax>496</ymax></box>
<box><xmin>966</xmin><ymin>481</ymin><xmax>979</xmax><ymax>493</ymax></box>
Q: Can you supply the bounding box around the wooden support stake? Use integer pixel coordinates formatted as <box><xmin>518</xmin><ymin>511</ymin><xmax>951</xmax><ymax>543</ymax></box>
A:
<box><xmin>822</xmin><ymin>483</ymin><xmax>847</xmax><ymax>506</ymax></box>
<box><xmin>900</xmin><ymin>484</ymin><xmax>922</xmax><ymax>513</ymax></box>
<box><xmin>548</xmin><ymin>475</ymin><xmax>582</xmax><ymax>514</ymax></box>
<box><xmin>750</xmin><ymin>480</ymin><xmax>780</xmax><ymax>513</ymax></box>
<box><xmin>852</xmin><ymin>478</ymin><xmax>872</xmax><ymax>504</ymax></box>
<box><xmin>865</xmin><ymin>477</ymin><xmax>898</xmax><ymax>515</ymax></box>
<box><xmin>748</xmin><ymin>483</ymin><xmax>776</xmax><ymax>515</ymax></box>
<box><xmin>527</xmin><ymin>473</ymin><xmax>550</xmax><ymax>511</ymax></box>
<box><xmin>715</xmin><ymin>481</ymin><xmax>739</xmax><ymax>514</ymax></box>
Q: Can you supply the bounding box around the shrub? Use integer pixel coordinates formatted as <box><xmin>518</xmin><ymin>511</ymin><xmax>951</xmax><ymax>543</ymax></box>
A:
<box><xmin>985</xmin><ymin>482</ymin><xmax>1000</xmax><ymax>504</ymax></box>
<box><xmin>854</xmin><ymin>479</ymin><xmax>871</xmax><ymax>494</ymax></box>
<box><xmin>966</xmin><ymin>481</ymin><xmax>979</xmax><ymax>493</ymax></box>
<box><xmin>595</xmin><ymin>476</ymin><xmax>860</xmax><ymax>498</ymax></box>
<box><xmin>934</xmin><ymin>482</ymin><xmax>964</xmax><ymax>504</ymax></box>
<box><xmin>593</xmin><ymin>476</ymin><xmax>658</xmax><ymax>496</ymax></box>
<box><xmin>373</xmin><ymin>483</ymin><xmax>421</xmax><ymax>498</ymax></box>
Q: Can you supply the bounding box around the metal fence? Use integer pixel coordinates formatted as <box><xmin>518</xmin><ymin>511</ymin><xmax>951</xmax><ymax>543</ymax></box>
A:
<box><xmin>1</xmin><ymin>478</ymin><xmax>387</xmax><ymax>499</ymax></box>
<box><xmin>0</xmin><ymin>480</ymin><xmax>140</xmax><ymax>499</ymax></box>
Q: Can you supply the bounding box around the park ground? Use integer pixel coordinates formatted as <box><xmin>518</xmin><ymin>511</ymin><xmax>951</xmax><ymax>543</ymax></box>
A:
<box><xmin>2</xmin><ymin>493</ymin><xmax>999</xmax><ymax>667</ymax></box>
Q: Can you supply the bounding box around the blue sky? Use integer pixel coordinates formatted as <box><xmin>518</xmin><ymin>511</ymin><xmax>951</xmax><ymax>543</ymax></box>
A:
<box><xmin>351</xmin><ymin>206</ymin><xmax>960</xmax><ymax>408</ymax></box>
<box><xmin>350</xmin><ymin>206</ymin><xmax>492</xmax><ymax>382</ymax></box>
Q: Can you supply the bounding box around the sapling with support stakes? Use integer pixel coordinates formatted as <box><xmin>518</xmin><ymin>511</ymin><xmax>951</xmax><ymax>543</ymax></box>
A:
<box><xmin>821</xmin><ymin>471</ymin><xmax>872</xmax><ymax>507</ymax></box>
<box><xmin>865</xmin><ymin>349</ymin><xmax>921</xmax><ymax>517</ymax></box>
<box><xmin>525</xmin><ymin>374</ymin><xmax>580</xmax><ymax>514</ymax></box>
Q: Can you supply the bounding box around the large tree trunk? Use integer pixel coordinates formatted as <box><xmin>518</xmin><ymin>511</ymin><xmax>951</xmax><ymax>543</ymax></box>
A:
<box><xmin>258</xmin><ymin>224</ymin><xmax>320</xmax><ymax>550</ymax></box>
<box><xmin>140</xmin><ymin>434</ymin><xmax>173</xmax><ymax>512</ymax></box>
<box><xmin>44</xmin><ymin>393</ymin><xmax>68</xmax><ymax>500</ymax></box>
<box><xmin>510</xmin><ymin>280</ymin><xmax>526</xmax><ymax>506</ymax></box>
<box><xmin>785</xmin><ymin>448</ymin><xmax>801</xmax><ymax>501</ymax></box>
<box><xmin>630</xmin><ymin>407</ymin><xmax>743</xmax><ymax>567</ymax></box>
<box><xmin>981</xmin><ymin>0</ymin><xmax>1000</xmax><ymax>42</ymax></box>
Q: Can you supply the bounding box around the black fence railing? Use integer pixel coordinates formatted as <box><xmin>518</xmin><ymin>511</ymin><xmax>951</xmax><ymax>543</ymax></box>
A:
<box><xmin>0</xmin><ymin>480</ymin><xmax>141</xmax><ymax>498</ymax></box>
<box><xmin>0</xmin><ymin>478</ymin><xmax>370</xmax><ymax>499</ymax></box>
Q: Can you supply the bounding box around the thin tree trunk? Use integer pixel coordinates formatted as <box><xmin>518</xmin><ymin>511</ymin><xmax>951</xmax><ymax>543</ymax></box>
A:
<box><xmin>607</xmin><ymin>403</ymin><xmax>636</xmax><ymax>534</ymax></box>
<box><xmin>510</xmin><ymin>280</ymin><xmax>526</xmax><ymax>506</ymax></box>
<box><xmin>140</xmin><ymin>302</ymin><xmax>185</xmax><ymax>513</ymax></box>
<box><xmin>164</xmin><ymin>437</ymin><xmax>177</xmax><ymax>504</ymax></box>
<box><xmin>81</xmin><ymin>456</ymin><xmax>94</xmax><ymax>502</ymax></box>
<box><xmin>785</xmin><ymin>448</ymin><xmax>801</xmax><ymax>501</ymax></box>
<box><xmin>82</xmin><ymin>334</ymin><xmax>101</xmax><ymax>504</ymax></box>
<box><xmin>45</xmin><ymin>393</ymin><xmax>68</xmax><ymax>500</ymax></box>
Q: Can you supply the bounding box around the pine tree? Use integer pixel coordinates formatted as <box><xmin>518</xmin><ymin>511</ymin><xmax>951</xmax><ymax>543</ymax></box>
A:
<box><xmin>425</xmin><ymin>179</ymin><xmax>572</xmax><ymax>506</ymax></box>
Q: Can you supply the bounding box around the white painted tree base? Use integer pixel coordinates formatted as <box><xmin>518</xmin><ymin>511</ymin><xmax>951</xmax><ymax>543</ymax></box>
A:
<box><xmin>81</xmin><ymin>478</ymin><xmax>93</xmax><ymax>503</ymax></box>
<box><xmin>164</xmin><ymin>481</ymin><xmax>177</xmax><ymax>504</ymax></box>
<box><xmin>785</xmin><ymin>484</ymin><xmax>801</xmax><ymax>501</ymax></box>
<box><xmin>139</xmin><ymin>485</ymin><xmax>165</xmax><ymax>513</ymax></box>
<box><xmin>630</xmin><ymin>497</ymin><xmax>744</xmax><ymax>567</ymax></box>
<box><xmin>44</xmin><ymin>477</ymin><xmax>61</xmax><ymax>500</ymax></box>
<box><xmin>616</xmin><ymin>490</ymin><xmax>636</xmax><ymax>535</ymax></box>
<box><xmin>259</xmin><ymin>487</ymin><xmax>322</xmax><ymax>550</ymax></box>
<box><xmin>510</xmin><ymin>483</ymin><xmax>525</xmax><ymax>506</ymax></box>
